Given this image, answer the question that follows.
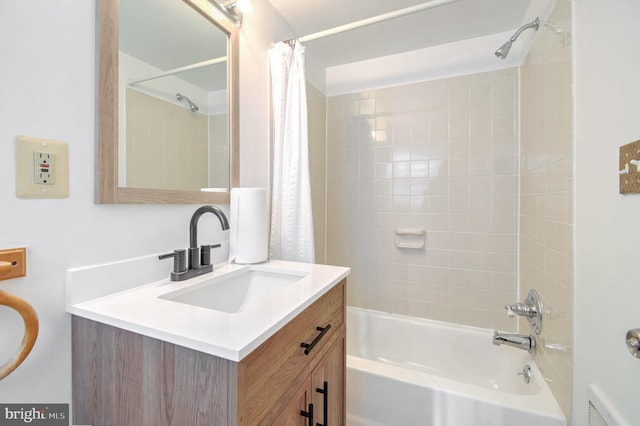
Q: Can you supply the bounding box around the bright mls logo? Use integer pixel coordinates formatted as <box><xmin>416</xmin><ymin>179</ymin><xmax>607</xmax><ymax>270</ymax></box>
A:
<box><xmin>0</xmin><ymin>404</ymin><xmax>68</xmax><ymax>425</ymax></box>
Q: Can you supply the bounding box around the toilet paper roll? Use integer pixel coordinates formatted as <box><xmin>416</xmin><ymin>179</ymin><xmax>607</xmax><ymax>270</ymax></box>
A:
<box><xmin>228</xmin><ymin>188</ymin><xmax>269</xmax><ymax>264</ymax></box>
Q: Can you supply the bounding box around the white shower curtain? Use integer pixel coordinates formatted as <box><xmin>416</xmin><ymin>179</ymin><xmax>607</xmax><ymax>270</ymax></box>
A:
<box><xmin>268</xmin><ymin>40</ymin><xmax>315</xmax><ymax>263</ymax></box>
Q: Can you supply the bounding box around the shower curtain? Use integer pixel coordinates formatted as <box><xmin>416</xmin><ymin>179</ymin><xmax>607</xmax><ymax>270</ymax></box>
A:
<box><xmin>268</xmin><ymin>40</ymin><xmax>315</xmax><ymax>263</ymax></box>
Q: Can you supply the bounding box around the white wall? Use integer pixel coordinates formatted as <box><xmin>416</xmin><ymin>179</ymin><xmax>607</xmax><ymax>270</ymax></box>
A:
<box><xmin>573</xmin><ymin>0</ymin><xmax>640</xmax><ymax>424</ymax></box>
<box><xmin>325</xmin><ymin>32</ymin><xmax>523</xmax><ymax>97</ymax></box>
<box><xmin>322</xmin><ymin>0</ymin><xmax>556</xmax><ymax>98</ymax></box>
<box><xmin>237</xmin><ymin>1</ymin><xmax>295</xmax><ymax>189</ymax></box>
<box><xmin>0</xmin><ymin>0</ymin><xmax>291</xmax><ymax>405</ymax></box>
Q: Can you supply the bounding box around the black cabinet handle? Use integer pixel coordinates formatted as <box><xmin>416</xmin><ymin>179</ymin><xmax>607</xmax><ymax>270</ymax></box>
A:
<box><xmin>301</xmin><ymin>324</ymin><xmax>332</xmax><ymax>355</ymax></box>
<box><xmin>301</xmin><ymin>403</ymin><xmax>314</xmax><ymax>426</ymax></box>
<box><xmin>316</xmin><ymin>381</ymin><xmax>328</xmax><ymax>426</ymax></box>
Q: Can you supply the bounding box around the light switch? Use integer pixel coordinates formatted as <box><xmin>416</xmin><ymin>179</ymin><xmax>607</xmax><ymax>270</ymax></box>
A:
<box><xmin>16</xmin><ymin>136</ymin><xmax>68</xmax><ymax>199</ymax></box>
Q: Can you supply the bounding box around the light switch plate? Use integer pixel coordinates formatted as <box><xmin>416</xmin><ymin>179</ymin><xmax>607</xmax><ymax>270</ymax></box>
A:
<box><xmin>16</xmin><ymin>135</ymin><xmax>68</xmax><ymax>199</ymax></box>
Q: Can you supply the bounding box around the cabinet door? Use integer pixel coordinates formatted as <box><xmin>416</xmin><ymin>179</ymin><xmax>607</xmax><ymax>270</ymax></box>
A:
<box><xmin>239</xmin><ymin>281</ymin><xmax>345</xmax><ymax>425</ymax></box>
<box><xmin>311</xmin><ymin>332</ymin><xmax>345</xmax><ymax>426</ymax></box>
<box><xmin>272</xmin><ymin>376</ymin><xmax>313</xmax><ymax>426</ymax></box>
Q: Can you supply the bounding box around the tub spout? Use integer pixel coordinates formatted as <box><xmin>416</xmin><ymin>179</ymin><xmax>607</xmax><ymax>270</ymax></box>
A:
<box><xmin>493</xmin><ymin>331</ymin><xmax>536</xmax><ymax>352</ymax></box>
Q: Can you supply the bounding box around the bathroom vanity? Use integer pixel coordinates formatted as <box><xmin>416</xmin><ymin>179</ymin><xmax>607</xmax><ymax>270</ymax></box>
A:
<box><xmin>67</xmin><ymin>259</ymin><xmax>349</xmax><ymax>425</ymax></box>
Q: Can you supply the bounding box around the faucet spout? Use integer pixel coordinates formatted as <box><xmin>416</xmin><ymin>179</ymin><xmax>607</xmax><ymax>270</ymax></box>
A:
<box><xmin>493</xmin><ymin>331</ymin><xmax>536</xmax><ymax>352</ymax></box>
<box><xmin>188</xmin><ymin>205</ymin><xmax>229</xmax><ymax>270</ymax></box>
<box><xmin>189</xmin><ymin>205</ymin><xmax>229</xmax><ymax>249</ymax></box>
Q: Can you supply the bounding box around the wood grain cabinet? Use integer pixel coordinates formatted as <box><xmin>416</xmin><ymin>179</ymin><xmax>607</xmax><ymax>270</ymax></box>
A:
<box><xmin>72</xmin><ymin>280</ymin><xmax>346</xmax><ymax>426</ymax></box>
<box><xmin>274</xmin><ymin>334</ymin><xmax>345</xmax><ymax>426</ymax></box>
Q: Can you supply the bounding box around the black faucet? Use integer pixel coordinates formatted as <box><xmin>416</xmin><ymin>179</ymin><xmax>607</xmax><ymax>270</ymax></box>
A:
<box><xmin>188</xmin><ymin>205</ymin><xmax>229</xmax><ymax>270</ymax></box>
<box><xmin>159</xmin><ymin>205</ymin><xmax>229</xmax><ymax>281</ymax></box>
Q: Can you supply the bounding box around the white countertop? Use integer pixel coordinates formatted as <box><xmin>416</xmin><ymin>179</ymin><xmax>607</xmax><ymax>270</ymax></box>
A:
<box><xmin>66</xmin><ymin>258</ymin><xmax>349</xmax><ymax>362</ymax></box>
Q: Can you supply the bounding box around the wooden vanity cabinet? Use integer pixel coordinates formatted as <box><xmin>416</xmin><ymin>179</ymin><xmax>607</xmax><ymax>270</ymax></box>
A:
<box><xmin>269</xmin><ymin>330</ymin><xmax>345</xmax><ymax>426</ymax></box>
<box><xmin>72</xmin><ymin>280</ymin><xmax>346</xmax><ymax>426</ymax></box>
<box><xmin>237</xmin><ymin>279</ymin><xmax>345</xmax><ymax>425</ymax></box>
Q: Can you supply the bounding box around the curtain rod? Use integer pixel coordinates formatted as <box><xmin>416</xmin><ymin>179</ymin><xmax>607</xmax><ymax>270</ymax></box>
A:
<box><xmin>290</xmin><ymin>0</ymin><xmax>463</xmax><ymax>44</ymax></box>
<box><xmin>128</xmin><ymin>56</ymin><xmax>227</xmax><ymax>86</ymax></box>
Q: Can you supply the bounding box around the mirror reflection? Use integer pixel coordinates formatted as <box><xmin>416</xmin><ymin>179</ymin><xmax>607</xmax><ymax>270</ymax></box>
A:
<box><xmin>118</xmin><ymin>0</ymin><xmax>229</xmax><ymax>192</ymax></box>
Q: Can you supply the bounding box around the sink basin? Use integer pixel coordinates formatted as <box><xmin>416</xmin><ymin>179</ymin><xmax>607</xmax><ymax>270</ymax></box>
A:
<box><xmin>159</xmin><ymin>268</ymin><xmax>307</xmax><ymax>313</ymax></box>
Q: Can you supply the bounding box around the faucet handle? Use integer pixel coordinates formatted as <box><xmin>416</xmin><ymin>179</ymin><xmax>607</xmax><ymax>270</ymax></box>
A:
<box><xmin>200</xmin><ymin>244</ymin><xmax>222</xmax><ymax>267</ymax></box>
<box><xmin>505</xmin><ymin>289</ymin><xmax>544</xmax><ymax>335</ymax></box>
<box><xmin>159</xmin><ymin>249</ymin><xmax>187</xmax><ymax>274</ymax></box>
<box><xmin>504</xmin><ymin>303</ymin><xmax>534</xmax><ymax>317</ymax></box>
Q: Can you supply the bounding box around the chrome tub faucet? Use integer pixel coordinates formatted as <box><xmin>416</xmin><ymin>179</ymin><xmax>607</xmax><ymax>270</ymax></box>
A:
<box><xmin>493</xmin><ymin>331</ymin><xmax>536</xmax><ymax>352</ymax></box>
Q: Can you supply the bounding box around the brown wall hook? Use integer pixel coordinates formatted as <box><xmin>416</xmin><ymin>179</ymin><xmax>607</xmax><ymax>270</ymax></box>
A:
<box><xmin>0</xmin><ymin>289</ymin><xmax>39</xmax><ymax>380</ymax></box>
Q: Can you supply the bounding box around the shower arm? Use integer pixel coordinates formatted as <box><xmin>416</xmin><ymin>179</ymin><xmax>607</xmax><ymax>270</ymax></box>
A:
<box><xmin>508</xmin><ymin>17</ymin><xmax>540</xmax><ymax>43</ymax></box>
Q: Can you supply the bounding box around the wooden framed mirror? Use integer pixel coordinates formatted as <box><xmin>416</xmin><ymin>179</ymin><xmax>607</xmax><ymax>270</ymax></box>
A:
<box><xmin>96</xmin><ymin>0</ymin><xmax>239</xmax><ymax>204</ymax></box>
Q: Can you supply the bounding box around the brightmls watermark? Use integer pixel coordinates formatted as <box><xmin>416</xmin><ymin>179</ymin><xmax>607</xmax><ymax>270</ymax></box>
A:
<box><xmin>0</xmin><ymin>405</ymin><xmax>68</xmax><ymax>425</ymax></box>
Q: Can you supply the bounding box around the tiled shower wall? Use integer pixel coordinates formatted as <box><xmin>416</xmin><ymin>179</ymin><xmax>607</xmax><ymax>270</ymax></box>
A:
<box><xmin>125</xmin><ymin>88</ymin><xmax>211</xmax><ymax>190</ymax></box>
<box><xmin>326</xmin><ymin>69</ymin><xmax>520</xmax><ymax>331</ymax></box>
<box><xmin>520</xmin><ymin>0</ymin><xmax>574</xmax><ymax>419</ymax></box>
<box><xmin>308</xmin><ymin>83</ymin><xmax>327</xmax><ymax>264</ymax></box>
<box><xmin>208</xmin><ymin>113</ymin><xmax>229</xmax><ymax>189</ymax></box>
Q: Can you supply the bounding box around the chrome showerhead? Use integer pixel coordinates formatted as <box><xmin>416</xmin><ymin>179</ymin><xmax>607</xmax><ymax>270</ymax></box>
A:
<box><xmin>176</xmin><ymin>93</ymin><xmax>199</xmax><ymax>112</ymax></box>
<box><xmin>495</xmin><ymin>17</ymin><xmax>540</xmax><ymax>59</ymax></box>
<box><xmin>495</xmin><ymin>40</ymin><xmax>512</xmax><ymax>59</ymax></box>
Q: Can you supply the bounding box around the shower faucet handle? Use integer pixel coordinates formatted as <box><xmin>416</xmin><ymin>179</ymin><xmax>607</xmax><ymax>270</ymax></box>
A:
<box><xmin>505</xmin><ymin>289</ymin><xmax>544</xmax><ymax>335</ymax></box>
<box><xmin>504</xmin><ymin>302</ymin><xmax>537</xmax><ymax>318</ymax></box>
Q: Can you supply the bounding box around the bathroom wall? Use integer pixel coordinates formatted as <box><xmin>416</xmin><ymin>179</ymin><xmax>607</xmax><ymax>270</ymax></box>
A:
<box><xmin>307</xmin><ymin>83</ymin><xmax>327</xmax><ymax>264</ymax></box>
<box><xmin>519</xmin><ymin>0</ymin><xmax>574</xmax><ymax>419</ymax></box>
<box><xmin>573</xmin><ymin>0</ymin><xmax>640</xmax><ymax>424</ymax></box>
<box><xmin>0</xmin><ymin>0</ymin><xmax>292</xmax><ymax>405</ymax></box>
<box><xmin>326</xmin><ymin>69</ymin><xmax>520</xmax><ymax>331</ymax></box>
<box><xmin>237</xmin><ymin>1</ymin><xmax>297</xmax><ymax>190</ymax></box>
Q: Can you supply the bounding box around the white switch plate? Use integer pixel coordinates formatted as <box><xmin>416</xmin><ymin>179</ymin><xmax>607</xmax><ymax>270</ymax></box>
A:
<box><xmin>16</xmin><ymin>135</ymin><xmax>69</xmax><ymax>199</ymax></box>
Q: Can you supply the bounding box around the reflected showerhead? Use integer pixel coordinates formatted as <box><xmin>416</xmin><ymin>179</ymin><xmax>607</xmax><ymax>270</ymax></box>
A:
<box><xmin>495</xmin><ymin>17</ymin><xmax>540</xmax><ymax>59</ymax></box>
<box><xmin>495</xmin><ymin>40</ymin><xmax>512</xmax><ymax>59</ymax></box>
<box><xmin>176</xmin><ymin>93</ymin><xmax>199</xmax><ymax>112</ymax></box>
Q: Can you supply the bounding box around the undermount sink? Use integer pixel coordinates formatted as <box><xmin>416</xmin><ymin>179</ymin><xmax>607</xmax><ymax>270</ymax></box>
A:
<box><xmin>159</xmin><ymin>267</ymin><xmax>307</xmax><ymax>313</ymax></box>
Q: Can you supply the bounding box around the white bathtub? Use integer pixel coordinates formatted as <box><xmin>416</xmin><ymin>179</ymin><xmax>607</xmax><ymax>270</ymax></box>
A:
<box><xmin>346</xmin><ymin>307</ymin><xmax>565</xmax><ymax>426</ymax></box>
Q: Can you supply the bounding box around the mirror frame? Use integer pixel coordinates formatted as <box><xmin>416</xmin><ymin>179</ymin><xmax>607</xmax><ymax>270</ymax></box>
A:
<box><xmin>95</xmin><ymin>0</ymin><xmax>239</xmax><ymax>204</ymax></box>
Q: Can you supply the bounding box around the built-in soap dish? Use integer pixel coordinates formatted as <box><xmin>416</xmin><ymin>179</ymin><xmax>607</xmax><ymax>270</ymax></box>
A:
<box><xmin>394</xmin><ymin>228</ymin><xmax>426</xmax><ymax>249</ymax></box>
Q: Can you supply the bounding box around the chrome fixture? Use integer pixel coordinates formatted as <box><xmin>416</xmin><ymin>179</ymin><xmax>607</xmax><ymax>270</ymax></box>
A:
<box><xmin>214</xmin><ymin>0</ymin><xmax>245</xmax><ymax>26</ymax></box>
<box><xmin>505</xmin><ymin>289</ymin><xmax>543</xmax><ymax>334</ymax></box>
<box><xmin>493</xmin><ymin>331</ymin><xmax>536</xmax><ymax>352</ymax></box>
<box><xmin>176</xmin><ymin>93</ymin><xmax>199</xmax><ymax>112</ymax></box>
<box><xmin>159</xmin><ymin>205</ymin><xmax>229</xmax><ymax>281</ymax></box>
<box><xmin>495</xmin><ymin>17</ymin><xmax>540</xmax><ymax>59</ymax></box>
<box><xmin>518</xmin><ymin>364</ymin><xmax>533</xmax><ymax>384</ymax></box>
<box><xmin>625</xmin><ymin>329</ymin><xmax>640</xmax><ymax>359</ymax></box>
<box><xmin>222</xmin><ymin>1</ymin><xmax>243</xmax><ymax>20</ymax></box>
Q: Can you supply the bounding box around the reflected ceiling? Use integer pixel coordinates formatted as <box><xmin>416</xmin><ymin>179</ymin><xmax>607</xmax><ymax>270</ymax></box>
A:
<box><xmin>120</xmin><ymin>0</ymin><xmax>228</xmax><ymax>91</ymax></box>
